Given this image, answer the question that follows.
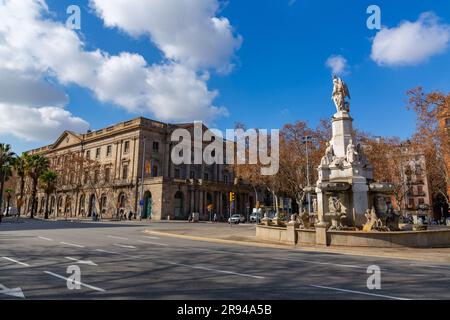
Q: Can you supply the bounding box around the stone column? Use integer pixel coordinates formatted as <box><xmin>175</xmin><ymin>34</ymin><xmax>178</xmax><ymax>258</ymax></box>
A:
<box><xmin>331</xmin><ymin>111</ymin><xmax>353</xmax><ymax>157</ymax></box>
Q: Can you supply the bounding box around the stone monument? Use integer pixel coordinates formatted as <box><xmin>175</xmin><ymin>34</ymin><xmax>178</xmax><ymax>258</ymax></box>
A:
<box><xmin>316</xmin><ymin>76</ymin><xmax>374</xmax><ymax>228</ymax></box>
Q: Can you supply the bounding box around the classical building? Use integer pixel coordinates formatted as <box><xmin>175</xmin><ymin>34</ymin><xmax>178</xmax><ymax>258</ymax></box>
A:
<box><xmin>22</xmin><ymin>117</ymin><xmax>254</xmax><ymax>220</ymax></box>
<box><xmin>399</xmin><ymin>143</ymin><xmax>432</xmax><ymax>212</ymax></box>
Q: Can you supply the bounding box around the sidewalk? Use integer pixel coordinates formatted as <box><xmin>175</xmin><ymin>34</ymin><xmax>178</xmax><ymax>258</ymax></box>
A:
<box><xmin>144</xmin><ymin>222</ymin><xmax>450</xmax><ymax>264</ymax></box>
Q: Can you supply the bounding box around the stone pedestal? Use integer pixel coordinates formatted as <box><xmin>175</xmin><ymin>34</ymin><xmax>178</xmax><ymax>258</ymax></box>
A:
<box><xmin>286</xmin><ymin>223</ymin><xmax>297</xmax><ymax>245</ymax></box>
<box><xmin>315</xmin><ymin>223</ymin><xmax>329</xmax><ymax>246</ymax></box>
<box><xmin>331</xmin><ymin>111</ymin><xmax>353</xmax><ymax>157</ymax></box>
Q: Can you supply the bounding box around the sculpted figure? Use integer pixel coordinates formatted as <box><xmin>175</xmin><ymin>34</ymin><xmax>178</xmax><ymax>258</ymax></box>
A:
<box><xmin>332</xmin><ymin>75</ymin><xmax>351</xmax><ymax>112</ymax></box>
<box><xmin>321</xmin><ymin>142</ymin><xmax>334</xmax><ymax>166</ymax></box>
<box><xmin>346</xmin><ymin>139</ymin><xmax>358</xmax><ymax>164</ymax></box>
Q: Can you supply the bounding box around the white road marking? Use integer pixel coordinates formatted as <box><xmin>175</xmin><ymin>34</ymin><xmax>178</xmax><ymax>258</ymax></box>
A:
<box><xmin>166</xmin><ymin>261</ymin><xmax>265</xmax><ymax>279</ymax></box>
<box><xmin>44</xmin><ymin>271</ymin><xmax>105</xmax><ymax>292</ymax></box>
<box><xmin>65</xmin><ymin>257</ymin><xmax>98</xmax><ymax>266</ymax></box>
<box><xmin>113</xmin><ymin>244</ymin><xmax>136</xmax><ymax>249</ymax></box>
<box><xmin>310</xmin><ymin>285</ymin><xmax>411</xmax><ymax>300</ymax></box>
<box><xmin>138</xmin><ymin>240</ymin><xmax>168</xmax><ymax>246</ymax></box>
<box><xmin>38</xmin><ymin>236</ymin><xmax>53</xmax><ymax>241</ymax></box>
<box><xmin>143</xmin><ymin>236</ymin><xmax>160</xmax><ymax>240</ymax></box>
<box><xmin>60</xmin><ymin>242</ymin><xmax>85</xmax><ymax>248</ymax></box>
<box><xmin>0</xmin><ymin>284</ymin><xmax>25</xmax><ymax>298</ymax></box>
<box><xmin>95</xmin><ymin>249</ymin><xmax>119</xmax><ymax>255</ymax></box>
<box><xmin>107</xmin><ymin>235</ymin><xmax>129</xmax><ymax>240</ymax></box>
<box><xmin>2</xmin><ymin>257</ymin><xmax>30</xmax><ymax>267</ymax></box>
<box><xmin>276</xmin><ymin>257</ymin><xmax>365</xmax><ymax>269</ymax></box>
<box><xmin>95</xmin><ymin>249</ymin><xmax>140</xmax><ymax>259</ymax></box>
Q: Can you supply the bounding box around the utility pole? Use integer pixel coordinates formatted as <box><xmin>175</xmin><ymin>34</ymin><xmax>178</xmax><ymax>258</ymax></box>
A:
<box><xmin>303</xmin><ymin>136</ymin><xmax>312</xmax><ymax>214</ymax></box>
<box><xmin>139</xmin><ymin>137</ymin><xmax>146</xmax><ymax>220</ymax></box>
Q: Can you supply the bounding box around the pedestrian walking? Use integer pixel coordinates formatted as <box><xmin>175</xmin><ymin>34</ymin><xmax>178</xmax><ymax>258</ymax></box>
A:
<box><xmin>213</xmin><ymin>213</ymin><xmax>217</xmax><ymax>223</ymax></box>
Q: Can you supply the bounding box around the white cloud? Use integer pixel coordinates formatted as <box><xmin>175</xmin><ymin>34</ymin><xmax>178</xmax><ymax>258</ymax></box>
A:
<box><xmin>0</xmin><ymin>104</ymin><xmax>89</xmax><ymax>142</ymax></box>
<box><xmin>371</xmin><ymin>12</ymin><xmax>450</xmax><ymax>66</ymax></box>
<box><xmin>0</xmin><ymin>0</ymin><xmax>239</xmax><ymax>142</ymax></box>
<box><xmin>325</xmin><ymin>55</ymin><xmax>348</xmax><ymax>75</ymax></box>
<box><xmin>0</xmin><ymin>69</ymin><xmax>68</xmax><ymax>107</ymax></box>
<box><xmin>89</xmin><ymin>0</ymin><xmax>242</xmax><ymax>73</ymax></box>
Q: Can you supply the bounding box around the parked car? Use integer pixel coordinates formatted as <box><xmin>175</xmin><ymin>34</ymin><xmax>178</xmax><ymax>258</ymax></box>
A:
<box><xmin>2</xmin><ymin>207</ymin><xmax>18</xmax><ymax>217</ymax></box>
<box><xmin>249</xmin><ymin>212</ymin><xmax>261</xmax><ymax>223</ymax></box>
<box><xmin>228</xmin><ymin>214</ymin><xmax>245</xmax><ymax>224</ymax></box>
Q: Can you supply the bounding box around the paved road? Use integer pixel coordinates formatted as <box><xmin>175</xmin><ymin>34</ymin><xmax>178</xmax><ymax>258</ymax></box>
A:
<box><xmin>0</xmin><ymin>219</ymin><xmax>449</xmax><ymax>300</ymax></box>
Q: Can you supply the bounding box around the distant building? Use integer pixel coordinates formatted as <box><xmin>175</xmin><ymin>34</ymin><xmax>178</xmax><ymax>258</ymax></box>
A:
<box><xmin>399</xmin><ymin>143</ymin><xmax>432</xmax><ymax>213</ymax></box>
<box><xmin>20</xmin><ymin>117</ymin><xmax>253</xmax><ymax>221</ymax></box>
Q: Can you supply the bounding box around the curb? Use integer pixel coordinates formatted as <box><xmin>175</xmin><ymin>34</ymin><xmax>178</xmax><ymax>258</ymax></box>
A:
<box><xmin>143</xmin><ymin>230</ymin><xmax>450</xmax><ymax>263</ymax></box>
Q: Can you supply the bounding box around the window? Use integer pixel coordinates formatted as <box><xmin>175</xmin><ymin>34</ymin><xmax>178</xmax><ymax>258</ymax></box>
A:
<box><xmin>152</xmin><ymin>165</ymin><xmax>158</xmax><ymax>177</ymax></box>
<box><xmin>83</xmin><ymin>171</ymin><xmax>88</xmax><ymax>184</ymax></box>
<box><xmin>408</xmin><ymin>198</ymin><xmax>415</xmax><ymax>207</ymax></box>
<box><xmin>152</xmin><ymin>141</ymin><xmax>159</xmax><ymax>152</ymax></box>
<box><xmin>124</xmin><ymin>141</ymin><xmax>130</xmax><ymax>154</ymax></box>
<box><xmin>174</xmin><ymin>168</ymin><xmax>180</xmax><ymax>179</ymax></box>
<box><xmin>417</xmin><ymin>186</ymin><xmax>423</xmax><ymax>194</ymax></box>
<box><xmin>418</xmin><ymin>198</ymin><xmax>425</xmax><ymax>205</ymax></box>
<box><xmin>190</xmin><ymin>171</ymin><xmax>195</xmax><ymax>179</ymax></box>
<box><xmin>106</xmin><ymin>145</ymin><xmax>112</xmax><ymax>157</ymax></box>
<box><xmin>96</xmin><ymin>147</ymin><xmax>101</xmax><ymax>159</ymax></box>
<box><xmin>86</xmin><ymin>150</ymin><xmax>90</xmax><ymax>159</ymax></box>
<box><xmin>223</xmin><ymin>174</ymin><xmax>228</xmax><ymax>184</ymax></box>
<box><xmin>105</xmin><ymin>167</ymin><xmax>111</xmax><ymax>183</ymax></box>
<box><xmin>204</xmin><ymin>173</ymin><xmax>209</xmax><ymax>181</ymax></box>
<box><xmin>122</xmin><ymin>164</ymin><xmax>129</xmax><ymax>180</ymax></box>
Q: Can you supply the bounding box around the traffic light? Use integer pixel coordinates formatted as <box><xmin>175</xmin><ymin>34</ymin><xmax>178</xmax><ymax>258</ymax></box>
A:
<box><xmin>229</xmin><ymin>192</ymin><xmax>235</xmax><ymax>202</ymax></box>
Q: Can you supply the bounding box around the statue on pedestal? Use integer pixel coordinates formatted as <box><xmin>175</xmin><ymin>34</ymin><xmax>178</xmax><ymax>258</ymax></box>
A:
<box><xmin>321</xmin><ymin>142</ymin><xmax>335</xmax><ymax>166</ymax></box>
<box><xmin>346</xmin><ymin>139</ymin><xmax>358</xmax><ymax>164</ymax></box>
<box><xmin>327</xmin><ymin>196</ymin><xmax>347</xmax><ymax>230</ymax></box>
<box><xmin>332</xmin><ymin>75</ymin><xmax>351</xmax><ymax>113</ymax></box>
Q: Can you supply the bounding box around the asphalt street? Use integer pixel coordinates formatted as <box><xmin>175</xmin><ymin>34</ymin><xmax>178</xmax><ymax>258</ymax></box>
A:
<box><xmin>0</xmin><ymin>219</ymin><xmax>449</xmax><ymax>300</ymax></box>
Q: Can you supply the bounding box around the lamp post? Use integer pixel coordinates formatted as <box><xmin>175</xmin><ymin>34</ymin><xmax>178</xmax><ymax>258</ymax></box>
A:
<box><xmin>302</xmin><ymin>136</ymin><xmax>312</xmax><ymax>214</ymax></box>
<box><xmin>139</xmin><ymin>137</ymin><xmax>146</xmax><ymax>220</ymax></box>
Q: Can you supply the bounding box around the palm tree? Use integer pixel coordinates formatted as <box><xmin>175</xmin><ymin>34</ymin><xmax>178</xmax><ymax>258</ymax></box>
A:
<box><xmin>39</xmin><ymin>170</ymin><xmax>57</xmax><ymax>219</ymax></box>
<box><xmin>14</xmin><ymin>153</ymin><xmax>29</xmax><ymax>217</ymax></box>
<box><xmin>0</xmin><ymin>143</ymin><xmax>15</xmax><ymax>215</ymax></box>
<box><xmin>26</xmin><ymin>154</ymin><xmax>49</xmax><ymax>218</ymax></box>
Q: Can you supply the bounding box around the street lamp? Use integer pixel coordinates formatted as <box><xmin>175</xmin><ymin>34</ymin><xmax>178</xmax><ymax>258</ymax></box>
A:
<box><xmin>302</xmin><ymin>136</ymin><xmax>312</xmax><ymax>214</ymax></box>
<box><xmin>139</xmin><ymin>137</ymin><xmax>146</xmax><ymax>220</ymax></box>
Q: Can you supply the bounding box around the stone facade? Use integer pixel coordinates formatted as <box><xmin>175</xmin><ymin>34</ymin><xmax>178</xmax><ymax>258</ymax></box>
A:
<box><xmin>20</xmin><ymin>117</ymin><xmax>253</xmax><ymax>221</ymax></box>
<box><xmin>399</xmin><ymin>144</ymin><xmax>432</xmax><ymax>212</ymax></box>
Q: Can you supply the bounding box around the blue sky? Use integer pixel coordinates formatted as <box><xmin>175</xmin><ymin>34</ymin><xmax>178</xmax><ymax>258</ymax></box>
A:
<box><xmin>1</xmin><ymin>0</ymin><xmax>449</xmax><ymax>153</ymax></box>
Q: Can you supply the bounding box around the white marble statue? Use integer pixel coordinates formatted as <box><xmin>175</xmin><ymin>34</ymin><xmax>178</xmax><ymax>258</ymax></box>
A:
<box><xmin>346</xmin><ymin>139</ymin><xmax>358</xmax><ymax>164</ymax></box>
<box><xmin>332</xmin><ymin>75</ymin><xmax>350</xmax><ymax>113</ymax></box>
<box><xmin>321</xmin><ymin>142</ymin><xmax>335</xmax><ymax>166</ymax></box>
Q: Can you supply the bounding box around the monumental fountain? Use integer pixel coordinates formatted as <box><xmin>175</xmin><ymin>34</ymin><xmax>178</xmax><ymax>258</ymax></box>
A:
<box><xmin>256</xmin><ymin>76</ymin><xmax>450</xmax><ymax>248</ymax></box>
